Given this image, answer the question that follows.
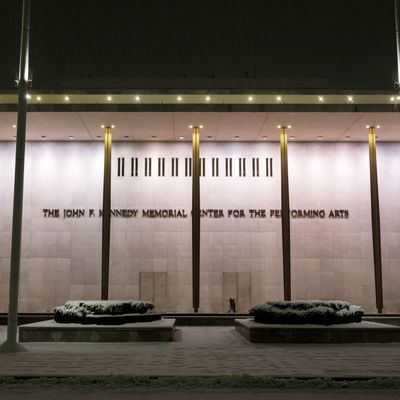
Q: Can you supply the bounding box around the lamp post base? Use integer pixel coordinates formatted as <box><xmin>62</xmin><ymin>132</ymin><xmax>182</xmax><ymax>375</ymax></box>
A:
<box><xmin>0</xmin><ymin>341</ymin><xmax>27</xmax><ymax>353</ymax></box>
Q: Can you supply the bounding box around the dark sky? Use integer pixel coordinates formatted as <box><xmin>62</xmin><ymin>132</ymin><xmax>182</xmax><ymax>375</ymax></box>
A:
<box><xmin>0</xmin><ymin>0</ymin><xmax>397</xmax><ymax>91</ymax></box>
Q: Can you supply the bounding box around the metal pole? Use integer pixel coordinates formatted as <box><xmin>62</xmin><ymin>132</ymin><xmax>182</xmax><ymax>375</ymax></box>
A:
<box><xmin>101</xmin><ymin>126</ymin><xmax>112</xmax><ymax>300</ymax></box>
<box><xmin>0</xmin><ymin>0</ymin><xmax>30</xmax><ymax>354</ymax></box>
<box><xmin>368</xmin><ymin>127</ymin><xmax>383</xmax><ymax>313</ymax></box>
<box><xmin>394</xmin><ymin>0</ymin><xmax>400</xmax><ymax>86</ymax></box>
<box><xmin>192</xmin><ymin>126</ymin><xmax>200</xmax><ymax>312</ymax></box>
<box><xmin>280</xmin><ymin>127</ymin><xmax>291</xmax><ymax>301</ymax></box>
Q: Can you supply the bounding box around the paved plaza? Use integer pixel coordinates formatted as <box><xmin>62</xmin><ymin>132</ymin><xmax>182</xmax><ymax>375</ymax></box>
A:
<box><xmin>1</xmin><ymin>325</ymin><xmax>400</xmax><ymax>378</ymax></box>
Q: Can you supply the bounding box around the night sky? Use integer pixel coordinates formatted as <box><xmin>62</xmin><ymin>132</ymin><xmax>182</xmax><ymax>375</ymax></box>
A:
<box><xmin>0</xmin><ymin>0</ymin><xmax>397</xmax><ymax>91</ymax></box>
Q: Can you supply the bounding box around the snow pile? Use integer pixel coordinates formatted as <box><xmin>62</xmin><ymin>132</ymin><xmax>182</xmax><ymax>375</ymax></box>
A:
<box><xmin>54</xmin><ymin>300</ymin><xmax>154</xmax><ymax>323</ymax></box>
<box><xmin>249</xmin><ymin>300</ymin><xmax>364</xmax><ymax>325</ymax></box>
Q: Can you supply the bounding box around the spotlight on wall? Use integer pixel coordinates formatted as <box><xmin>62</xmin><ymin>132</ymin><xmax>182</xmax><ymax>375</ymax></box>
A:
<box><xmin>179</xmin><ymin>136</ymin><xmax>184</xmax><ymax>140</ymax></box>
<box><xmin>189</xmin><ymin>125</ymin><xmax>193</xmax><ymax>129</ymax></box>
<box><xmin>101</xmin><ymin>125</ymin><xmax>105</xmax><ymax>129</ymax></box>
<box><xmin>277</xmin><ymin>125</ymin><xmax>281</xmax><ymax>129</ymax></box>
<box><xmin>366</xmin><ymin>125</ymin><xmax>370</xmax><ymax>129</ymax></box>
<box><xmin>12</xmin><ymin>124</ymin><xmax>16</xmax><ymax>128</ymax></box>
<box><xmin>199</xmin><ymin>125</ymin><xmax>204</xmax><ymax>129</ymax></box>
<box><xmin>111</xmin><ymin>125</ymin><xmax>115</xmax><ymax>129</ymax></box>
<box><xmin>376</xmin><ymin>125</ymin><xmax>381</xmax><ymax>129</ymax></box>
<box><xmin>288</xmin><ymin>125</ymin><xmax>292</xmax><ymax>129</ymax></box>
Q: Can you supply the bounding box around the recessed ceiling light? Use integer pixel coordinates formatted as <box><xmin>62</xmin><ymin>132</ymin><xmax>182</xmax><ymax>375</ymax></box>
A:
<box><xmin>207</xmin><ymin>135</ymin><xmax>212</xmax><ymax>139</ymax></box>
<box><xmin>277</xmin><ymin>125</ymin><xmax>281</xmax><ymax>129</ymax></box>
<box><xmin>26</xmin><ymin>94</ymin><xmax>31</xmax><ymax>99</ymax></box>
<box><xmin>318</xmin><ymin>96</ymin><xmax>324</xmax><ymax>102</ymax></box>
<box><xmin>288</xmin><ymin>125</ymin><xmax>292</xmax><ymax>129</ymax></box>
<box><xmin>111</xmin><ymin>125</ymin><xmax>115</xmax><ymax>129</ymax></box>
<box><xmin>96</xmin><ymin>135</ymin><xmax>101</xmax><ymax>138</ymax></box>
<box><xmin>68</xmin><ymin>136</ymin><xmax>74</xmax><ymax>139</ymax></box>
<box><xmin>290</xmin><ymin>136</ymin><xmax>295</xmax><ymax>139</ymax></box>
<box><xmin>199</xmin><ymin>125</ymin><xmax>204</xmax><ymax>129</ymax></box>
<box><xmin>12</xmin><ymin>124</ymin><xmax>16</xmax><ymax>128</ymax></box>
<box><xmin>36</xmin><ymin>96</ymin><xmax>41</xmax><ymax>101</ymax></box>
<box><xmin>262</xmin><ymin>136</ymin><xmax>268</xmax><ymax>139</ymax></box>
<box><xmin>317</xmin><ymin>136</ymin><xmax>323</xmax><ymax>140</ymax></box>
<box><xmin>135</xmin><ymin>95</ymin><xmax>140</xmax><ymax>101</ymax></box>
<box><xmin>177</xmin><ymin>96</ymin><xmax>182</xmax><ymax>101</ymax></box>
<box><xmin>345</xmin><ymin>136</ymin><xmax>351</xmax><ymax>139</ymax></box>
<box><xmin>397</xmin><ymin>96</ymin><xmax>400</xmax><ymax>100</ymax></box>
<box><xmin>205</xmin><ymin>96</ymin><xmax>211</xmax><ymax>101</ymax></box>
<box><xmin>101</xmin><ymin>124</ymin><xmax>105</xmax><ymax>129</ymax></box>
<box><xmin>248</xmin><ymin>96</ymin><xmax>253</xmax><ymax>101</ymax></box>
<box><xmin>124</xmin><ymin>135</ymin><xmax>129</xmax><ymax>138</ymax></box>
<box><xmin>347</xmin><ymin>96</ymin><xmax>353</xmax><ymax>102</ymax></box>
<box><xmin>276</xmin><ymin>96</ymin><xmax>282</xmax><ymax>102</ymax></box>
<box><xmin>151</xmin><ymin>135</ymin><xmax>157</xmax><ymax>139</ymax></box>
<box><xmin>376</xmin><ymin>125</ymin><xmax>381</xmax><ymax>129</ymax></box>
<box><xmin>234</xmin><ymin>135</ymin><xmax>239</xmax><ymax>139</ymax></box>
<box><xmin>189</xmin><ymin>125</ymin><xmax>193</xmax><ymax>129</ymax></box>
<box><xmin>179</xmin><ymin>136</ymin><xmax>184</xmax><ymax>140</ymax></box>
<box><xmin>366</xmin><ymin>125</ymin><xmax>370</xmax><ymax>129</ymax></box>
<box><xmin>390</xmin><ymin>96</ymin><xmax>395</xmax><ymax>101</ymax></box>
<box><xmin>64</xmin><ymin>96</ymin><xmax>70</xmax><ymax>101</ymax></box>
<box><xmin>107</xmin><ymin>96</ymin><xmax>112</xmax><ymax>101</ymax></box>
<box><xmin>41</xmin><ymin>135</ymin><xmax>46</xmax><ymax>139</ymax></box>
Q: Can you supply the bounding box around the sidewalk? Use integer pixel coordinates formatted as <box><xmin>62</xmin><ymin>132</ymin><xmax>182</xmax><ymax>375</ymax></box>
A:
<box><xmin>1</xmin><ymin>325</ymin><xmax>400</xmax><ymax>378</ymax></box>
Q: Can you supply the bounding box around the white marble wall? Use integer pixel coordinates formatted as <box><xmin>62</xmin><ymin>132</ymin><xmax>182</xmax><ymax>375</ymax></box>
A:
<box><xmin>0</xmin><ymin>141</ymin><xmax>398</xmax><ymax>313</ymax></box>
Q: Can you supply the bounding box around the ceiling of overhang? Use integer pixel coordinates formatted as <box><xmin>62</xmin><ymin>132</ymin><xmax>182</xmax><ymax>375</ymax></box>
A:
<box><xmin>0</xmin><ymin>93</ymin><xmax>399</xmax><ymax>105</ymax></box>
<box><xmin>0</xmin><ymin>112</ymin><xmax>399</xmax><ymax>142</ymax></box>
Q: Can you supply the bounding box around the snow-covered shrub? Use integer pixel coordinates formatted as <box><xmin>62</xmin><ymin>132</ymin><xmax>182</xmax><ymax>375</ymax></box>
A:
<box><xmin>54</xmin><ymin>300</ymin><xmax>154</xmax><ymax>323</ymax></box>
<box><xmin>249</xmin><ymin>300</ymin><xmax>364</xmax><ymax>325</ymax></box>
